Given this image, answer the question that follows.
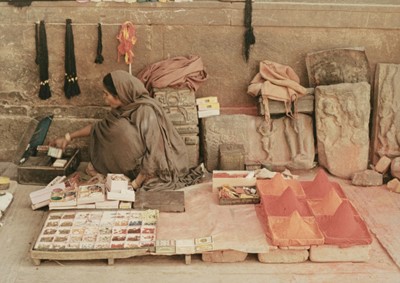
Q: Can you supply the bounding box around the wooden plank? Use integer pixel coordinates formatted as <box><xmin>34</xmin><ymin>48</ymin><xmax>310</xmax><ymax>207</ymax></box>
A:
<box><xmin>134</xmin><ymin>190</ymin><xmax>185</xmax><ymax>212</ymax></box>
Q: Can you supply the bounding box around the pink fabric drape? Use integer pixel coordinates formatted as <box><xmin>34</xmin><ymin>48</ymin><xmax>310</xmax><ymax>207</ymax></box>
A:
<box><xmin>137</xmin><ymin>55</ymin><xmax>208</xmax><ymax>93</ymax></box>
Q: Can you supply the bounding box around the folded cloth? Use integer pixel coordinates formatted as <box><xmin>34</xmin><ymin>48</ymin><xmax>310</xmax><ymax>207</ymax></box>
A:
<box><xmin>247</xmin><ymin>60</ymin><xmax>307</xmax><ymax>124</ymax></box>
<box><xmin>137</xmin><ymin>55</ymin><xmax>208</xmax><ymax>94</ymax></box>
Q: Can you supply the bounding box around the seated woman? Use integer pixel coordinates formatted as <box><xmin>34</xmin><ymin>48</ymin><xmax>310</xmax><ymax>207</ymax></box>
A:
<box><xmin>51</xmin><ymin>70</ymin><xmax>201</xmax><ymax>191</ymax></box>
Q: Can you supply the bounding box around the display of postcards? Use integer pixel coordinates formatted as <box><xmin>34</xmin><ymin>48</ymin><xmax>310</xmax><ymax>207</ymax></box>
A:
<box><xmin>82</xmin><ymin>235</ymin><xmax>97</xmax><ymax>242</ymax></box>
<box><xmin>112</xmin><ymin>227</ymin><xmax>128</xmax><ymax>235</ymax></box>
<box><xmin>140</xmin><ymin>234</ymin><xmax>155</xmax><ymax>241</ymax></box>
<box><xmin>124</xmin><ymin>241</ymin><xmax>141</xmax><ymax>248</ymax></box>
<box><xmin>128</xmin><ymin>220</ymin><xmax>142</xmax><ymax>226</ymax></box>
<box><xmin>34</xmin><ymin>210</ymin><xmax>159</xmax><ymax>251</ymax></box>
<box><xmin>52</xmin><ymin>243</ymin><xmax>66</xmax><ymax>250</ymax></box>
<box><xmin>155</xmin><ymin>239</ymin><xmax>176</xmax><ymax>254</ymax></box>
<box><xmin>49</xmin><ymin>187</ymin><xmax>77</xmax><ymax>209</ymax></box>
<box><xmin>99</xmin><ymin>227</ymin><xmax>113</xmax><ymax>235</ymax></box>
<box><xmin>140</xmin><ymin>241</ymin><xmax>155</xmax><ymax>248</ymax></box>
<box><xmin>126</xmin><ymin>234</ymin><xmax>141</xmax><ymax>242</ymax></box>
<box><xmin>111</xmin><ymin>242</ymin><xmax>125</xmax><ymax>249</ymax></box>
<box><xmin>141</xmin><ymin>226</ymin><xmax>156</xmax><ymax>234</ymax></box>
<box><xmin>97</xmin><ymin>235</ymin><xmax>112</xmax><ymax>242</ymax></box>
<box><xmin>111</xmin><ymin>234</ymin><xmax>127</xmax><ymax>242</ymax></box>
<box><xmin>43</xmin><ymin>228</ymin><xmax>57</xmax><ymax>235</ymax></box>
<box><xmin>94</xmin><ymin>242</ymin><xmax>110</xmax><ymax>249</ymax></box>
<box><xmin>77</xmin><ymin>183</ymin><xmax>105</xmax><ymax>205</ymax></box>
<box><xmin>195</xmin><ymin>236</ymin><xmax>213</xmax><ymax>245</ymax></box>
<box><xmin>69</xmin><ymin>235</ymin><xmax>83</xmax><ymax>243</ymax></box>
<box><xmin>59</xmin><ymin>220</ymin><xmax>74</xmax><ymax>227</ymax></box>
<box><xmin>57</xmin><ymin>229</ymin><xmax>71</xmax><ymax>235</ymax></box>
<box><xmin>127</xmin><ymin>227</ymin><xmax>141</xmax><ymax>234</ymax></box>
<box><xmin>48</xmin><ymin>213</ymin><xmax>63</xmax><ymax>220</ymax></box>
<box><xmin>66</xmin><ymin>243</ymin><xmax>80</xmax><ymax>249</ymax></box>
<box><xmin>114</xmin><ymin>219</ymin><xmax>129</xmax><ymax>226</ymax></box>
<box><xmin>71</xmin><ymin>228</ymin><xmax>85</xmax><ymax>235</ymax></box>
<box><xmin>80</xmin><ymin>242</ymin><xmax>95</xmax><ymax>249</ymax></box>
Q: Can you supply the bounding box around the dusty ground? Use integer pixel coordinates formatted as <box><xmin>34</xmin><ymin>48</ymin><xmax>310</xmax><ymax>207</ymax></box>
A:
<box><xmin>0</xmin><ymin>163</ymin><xmax>399</xmax><ymax>283</ymax></box>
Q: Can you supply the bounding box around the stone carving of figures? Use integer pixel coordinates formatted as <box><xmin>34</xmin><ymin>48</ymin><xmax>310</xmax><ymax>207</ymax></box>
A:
<box><xmin>319</xmin><ymin>98</ymin><xmax>342</xmax><ymax>147</ymax></box>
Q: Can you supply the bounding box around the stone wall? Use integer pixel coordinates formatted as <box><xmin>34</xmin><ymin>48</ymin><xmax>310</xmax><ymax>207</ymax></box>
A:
<box><xmin>2</xmin><ymin>1</ymin><xmax>400</xmax><ymax>162</ymax></box>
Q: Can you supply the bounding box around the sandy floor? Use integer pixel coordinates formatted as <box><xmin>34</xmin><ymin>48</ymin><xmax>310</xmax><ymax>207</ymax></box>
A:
<box><xmin>0</xmin><ymin>163</ymin><xmax>399</xmax><ymax>283</ymax></box>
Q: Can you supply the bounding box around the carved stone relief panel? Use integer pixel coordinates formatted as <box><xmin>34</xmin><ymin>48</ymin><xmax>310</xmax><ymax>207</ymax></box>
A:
<box><xmin>371</xmin><ymin>63</ymin><xmax>400</xmax><ymax>164</ymax></box>
<box><xmin>315</xmin><ymin>82</ymin><xmax>371</xmax><ymax>179</ymax></box>
<box><xmin>306</xmin><ymin>47</ymin><xmax>370</xmax><ymax>87</ymax></box>
<box><xmin>201</xmin><ymin>114</ymin><xmax>315</xmax><ymax>171</ymax></box>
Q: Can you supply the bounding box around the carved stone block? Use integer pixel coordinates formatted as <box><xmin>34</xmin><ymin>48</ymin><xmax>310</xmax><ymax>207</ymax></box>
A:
<box><xmin>315</xmin><ymin>82</ymin><xmax>371</xmax><ymax>179</ymax></box>
<box><xmin>305</xmin><ymin>47</ymin><xmax>370</xmax><ymax>87</ymax></box>
<box><xmin>201</xmin><ymin>114</ymin><xmax>315</xmax><ymax>171</ymax></box>
<box><xmin>371</xmin><ymin>63</ymin><xmax>400</xmax><ymax>164</ymax></box>
<box><xmin>219</xmin><ymin>143</ymin><xmax>245</xmax><ymax>170</ymax></box>
<box><xmin>153</xmin><ymin>87</ymin><xmax>196</xmax><ymax>107</ymax></box>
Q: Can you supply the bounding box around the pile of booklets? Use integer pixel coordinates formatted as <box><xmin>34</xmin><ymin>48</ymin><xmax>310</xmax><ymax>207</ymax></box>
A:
<box><xmin>29</xmin><ymin>172</ymin><xmax>135</xmax><ymax>210</ymax></box>
<box><xmin>196</xmin><ymin>96</ymin><xmax>220</xmax><ymax>118</ymax></box>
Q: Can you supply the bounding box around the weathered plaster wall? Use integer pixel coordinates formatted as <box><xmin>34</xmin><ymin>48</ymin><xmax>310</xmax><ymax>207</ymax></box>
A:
<box><xmin>1</xmin><ymin>1</ymin><xmax>400</xmax><ymax>161</ymax></box>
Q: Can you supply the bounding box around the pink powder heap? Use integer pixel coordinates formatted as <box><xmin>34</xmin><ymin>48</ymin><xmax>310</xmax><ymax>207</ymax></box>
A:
<box><xmin>283</xmin><ymin>211</ymin><xmax>319</xmax><ymax>239</ymax></box>
<box><xmin>258</xmin><ymin>173</ymin><xmax>305</xmax><ymax>197</ymax></box>
<box><xmin>309</xmin><ymin>187</ymin><xmax>343</xmax><ymax>216</ymax></box>
<box><xmin>325</xmin><ymin>200</ymin><xmax>361</xmax><ymax>238</ymax></box>
<box><xmin>302</xmin><ymin>168</ymin><xmax>333</xmax><ymax>199</ymax></box>
<box><xmin>264</xmin><ymin>187</ymin><xmax>310</xmax><ymax>216</ymax></box>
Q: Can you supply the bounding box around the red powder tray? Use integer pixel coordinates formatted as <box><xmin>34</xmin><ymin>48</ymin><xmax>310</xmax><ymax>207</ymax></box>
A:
<box><xmin>256</xmin><ymin>174</ymin><xmax>306</xmax><ymax>198</ymax></box>
<box><xmin>261</xmin><ymin>188</ymin><xmax>313</xmax><ymax>217</ymax></box>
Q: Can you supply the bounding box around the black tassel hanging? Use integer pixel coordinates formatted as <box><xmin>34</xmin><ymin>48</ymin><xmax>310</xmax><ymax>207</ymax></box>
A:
<box><xmin>37</xmin><ymin>20</ymin><xmax>52</xmax><ymax>100</ymax></box>
<box><xmin>94</xmin><ymin>23</ymin><xmax>104</xmax><ymax>64</ymax></box>
<box><xmin>64</xmin><ymin>18</ymin><xmax>81</xmax><ymax>99</ymax></box>
<box><xmin>243</xmin><ymin>0</ymin><xmax>256</xmax><ymax>62</ymax></box>
<box><xmin>35</xmin><ymin>22</ymin><xmax>39</xmax><ymax>65</ymax></box>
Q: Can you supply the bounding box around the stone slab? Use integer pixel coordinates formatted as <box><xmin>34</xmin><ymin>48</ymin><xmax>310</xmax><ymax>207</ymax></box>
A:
<box><xmin>258</xmin><ymin>248</ymin><xmax>309</xmax><ymax>263</ymax></box>
<box><xmin>315</xmin><ymin>82</ymin><xmax>371</xmax><ymax>179</ymax></box>
<box><xmin>201</xmin><ymin>114</ymin><xmax>315</xmax><ymax>172</ymax></box>
<box><xmin>201</xmin><ymin>250</ymin><xmax>248</xmax><ymax>263</ymax></box>
<box><xmin>305</xmin><ymin>47</ymin><xmax>370</xmax><ymax>87</ymax></box>
<box><xmin>351</xmin><ymin>169</ymin><xmax>383</xmax><ymax>186</ymax></box>
<box><xmin>391</xmin><ymin>157</ymin><xmax>400</xmax><ymax>179</ymax></box>
<box><xmin>371</xmin><ymin>63</ymin><xmax>400</xmax><ymax>164</ymax></box>
<box><xmin>374</xmin><ymin>156</ymin><xmax>392</xmax><ymax>174</ymax></box>
<box><xmin>309</xmin><ymin>244</ymin><xmax>371</xmax><ymax>262</ymax></box>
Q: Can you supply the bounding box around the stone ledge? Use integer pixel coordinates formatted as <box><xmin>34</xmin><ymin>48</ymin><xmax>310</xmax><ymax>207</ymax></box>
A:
<box><xmin>3</xmin><ymin>2</ymin><xmax>400</xmax><ymax>29</ymax></box>
<box><xmin>202</xmin><ymin>250</ymin><xmax>248</xmax><ymax>263</ymax></box>
<box><xmin>309</xmin><ymin>244</ymin><xmax>371</xmax><ymax>262</ymax></box>
<box><xmin>258</xmin><ymin>248</ymin><xmax>309</xmax><ymax>263</ymax></box>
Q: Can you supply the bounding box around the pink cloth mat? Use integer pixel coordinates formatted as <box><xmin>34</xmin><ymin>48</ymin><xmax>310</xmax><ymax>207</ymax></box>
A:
<box><xmin>156</xmin><ymin>182</ymin><xmax>270</xmax><ymax>253</ymax></box>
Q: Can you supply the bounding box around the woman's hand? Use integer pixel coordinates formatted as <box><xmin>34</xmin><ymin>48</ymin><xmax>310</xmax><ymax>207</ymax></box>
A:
<box><xmin>49</xmin><ymin>133</ymin><xmax>71</xmax><ymax>150</ymax></box>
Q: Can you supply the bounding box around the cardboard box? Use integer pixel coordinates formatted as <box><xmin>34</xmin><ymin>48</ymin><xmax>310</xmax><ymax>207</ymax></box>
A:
<box><xmin>18</xmin><ymin>148</ymin><xmax>80</xmax><ymax>185</ymax></box>
<box><xmin>218</xmin><ymin>184</ymin><xmax>260</xmax><ymax>205</ymax></box>
<box><xmin>212</xmin><ymin>170</ymin><xmax>256</xmax><ymax>192</ymax></box>
<box><xmin>106</xmin><ymin>173</ymin><xmax>129</xmax><ymax>193</ymax></box>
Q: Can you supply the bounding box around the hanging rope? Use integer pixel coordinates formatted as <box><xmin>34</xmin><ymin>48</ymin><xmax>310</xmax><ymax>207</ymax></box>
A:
<box><xmin>36</xmin><ymin>20</ymin><xmax>52</xmax><ymax>100</ymax></box>
<box><xmin>94</xmin><ymin>23</ymin><xmax>104</xmax><ymax>64</ymax></box>
<box><xmin>243</xmin><ymin>0</ymin><xmax>256</xmax><ymax>62</ymax></box>
<box><xmin>64</xmin><ymin>18</ymin><xmax>81</xmax><ymax>99</ymax></box>
<box><xmin>117</xmin><ymin>21</ymin><xmax>137</xmax><ymax>74</ymax></box>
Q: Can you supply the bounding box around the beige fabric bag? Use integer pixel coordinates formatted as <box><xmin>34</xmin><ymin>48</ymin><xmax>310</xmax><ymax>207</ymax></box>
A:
<box><xmin>248</xmin><ymin>60</ymin><xmax>307</xmax><ymax>124</ymax></box>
